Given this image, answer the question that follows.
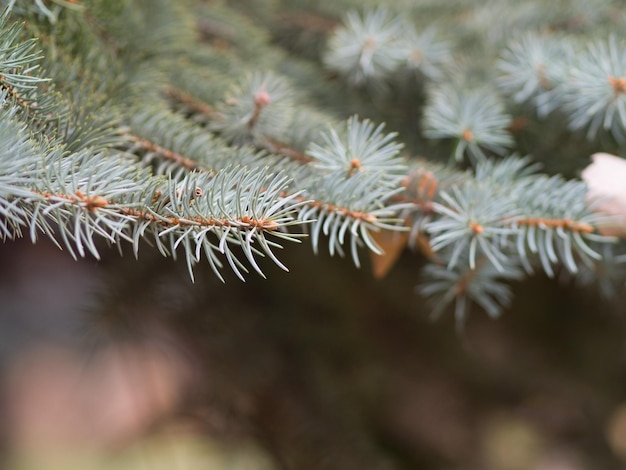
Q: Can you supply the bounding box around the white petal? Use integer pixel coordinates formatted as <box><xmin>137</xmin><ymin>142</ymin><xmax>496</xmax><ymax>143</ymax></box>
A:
<box><xmin>582</xmin><ymin>153</ymin><xmax>626</xmax><ymax>235</ymax></box>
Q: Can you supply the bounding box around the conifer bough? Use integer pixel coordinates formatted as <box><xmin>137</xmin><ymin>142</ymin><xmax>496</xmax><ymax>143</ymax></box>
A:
<box><xmin>1</xmin><ymin>0</ymin><xmax>624</xmax><ymax>326</ymax></box>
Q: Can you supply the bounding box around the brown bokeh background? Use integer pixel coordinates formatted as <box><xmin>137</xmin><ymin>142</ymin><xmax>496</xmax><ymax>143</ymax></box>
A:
<box><xmin>1</xmin><ymin>236</ymin><xmax>626</xmax><ymax>469</ymax></box>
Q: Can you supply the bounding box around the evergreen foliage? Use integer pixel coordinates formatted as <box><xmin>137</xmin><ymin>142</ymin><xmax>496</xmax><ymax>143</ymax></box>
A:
<box><xmin>1</xmin><ymin>0</ymin><xmax>626</xmax><ymax>327</ymax></box>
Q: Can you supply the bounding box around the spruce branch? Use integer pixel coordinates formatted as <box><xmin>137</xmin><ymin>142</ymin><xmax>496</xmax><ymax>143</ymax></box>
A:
<box><xmin>418</xmin><ymin>255</ymin><xmax>524</xmax><ymax>329</ymax></box>
<box><xmin>164</xmin><ymin>86</ymin><xmax>217</xmax><ymax>120</ymax></box>
<box><xmin>426</xmin><ymin>179</ymin><xmax>518</xmax><ymax>272</ymax></box>
<box><xmin>2</xmin><ymin>0</ymin><xmax>624</xmax><ymax>324</ymax></box>
<box><xmin>0</xmin><ymin>9</ymin><xmax>61</xmax><ymax>123</ymax></box>
<box><xmin>260</xmin><ymin>137</ymin><xmax>314</xmax><ymax>165</ymax></box>
<box><xmin>143</xmin><ymin>74</ymin><xmax>414</xmax><ymax>268</ymax></box>
<box><xmin>0</xmin><ymin>104</ymin><xmax>46</xmax><ymax>239</ymax></box>
<box><xmin>398</xmin><ymin>161</ymin><xmax>468</xmax><ymax>250</ymax></box>
<box><xmin>123</xmin><ymin>168</ymin><xmax>309</xmax><ymax>281</ymax></box>
<box><xmin>210</xmin><ymin>71</ymin><xmax>296</xmax><ymax>145</ymax></box>
<box><xmin>307</xmin><ymin>115</ymin><xmax>406</xmax><ymax>183</ymax></box>
<box><xmin>497</xmin><ymin>33</ymin><xmax>569</xmax><ymax>117</ymax></box>
<box><xmin>123</xmin><ymin>101</ymin><xmax>413</xmax><ymax>267</ymax></box>
<box><xmin>423</xmin><ymin>86</ymin><xmax>514</xmax><ymax>163</ymax></box>
<box><xmin>323</xmin><ymin>7</ymin><xmax>450</xmax><ymax>92</ymax></box>
<box><xmin>164</xmin><ymin>82</ymin><xmax>315</xmax><ymax>164</ymax></box>
<box><xmin>324</xmin><ymin>7</ymin><xmax>404</xmax><ymax>88</ymax></box>
<box><xmin>562</xmin><ymin>36</ymin><xmax>626</xmax><ymax>143</ymax></box>
<box><xmin>6</xmin><ymin>134</ymin><xmax>310</xmax><ymax>280</ymax></box>
<box><xmin>123</xmin><ymin>105</ymin><xmax>228</xmax><ymax>177</ymax></box>
<box><xmin>0</xmin><ymin>93</ymin><xmax>306</xmax><ymax>281</ymax></box>
<box><xmin>295</xmin><ymin>171</ymin><xmax>412</xmax><ymax>266</ymax></box>
<box><xmin>510</xmin><ymin>174</ymin><xmax>611</xmax><ymax>276</ymax></box>
<box><xmin>397</xmin><ymin>24</ymin><xmax>451</xmax><ymax>80</ymax></box>
<box><xmin>421</xmin><ymin>157</ymin><xmax>613</xmax><ymax>280</ymax></box>
<box><xmin>126</xmin><ymin>134</ymin><xmax>204</xmax><ymax>173</ymax></box>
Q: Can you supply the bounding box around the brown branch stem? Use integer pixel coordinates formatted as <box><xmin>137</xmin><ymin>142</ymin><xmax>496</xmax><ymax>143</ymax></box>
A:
<box><xmin>164</xmin><ymin>86</ymin><xmax>314</xmax><ymax>165</ymax></box>
<box><xmin>454</xmin><ymin>257</ymin><xmax>487</xmax><ymax>295</ymax></box>
<box><xmin>513</xmin><ymin>217</ymin><xmax>594</xmax><ymax>234</ymax></box>
<box><xmin>164</xmin><ymin>87</ymin><xmax>217</xmax><ymax>119</ymax></box>
<box><xmin>260</xmin><ymin>137</ymin><xmax>314</xmax><ymax>164</ymax></box>
<box><xmin>123</xmin><ymin>131</ymin><xmax>379</xmax><ymax>226</ymax></box>
<box><xmin>120</xmin><ymin>208</ymin><xmax>280</xmax><ymax>231</ymax></box>
<box><xmin>284</xmin><ymin>192</ymin><xmax>378</xmax><ymax>223</ymax></box>
<box><xmin>35</xmin><ymin>189</ymin><xmax>280</xmax><ymax>231</ymax></box>
<box><xmin>0</xmin><ymin>76</ymin><xmax>40</xmax><ymax>118</ymax></box>
<box><xmin>126</xmin><ymin>133</ymin><xmax>207</xmax><ymax>173</ymax></box>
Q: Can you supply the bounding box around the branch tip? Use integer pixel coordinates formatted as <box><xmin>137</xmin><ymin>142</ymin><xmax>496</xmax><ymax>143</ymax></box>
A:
<box><xmin>608</xmin><ymin>75</ymin><xmax>626</xmax><ymax>94</ymax></box>
<box><xmin>461</xmin><ymin>129</ymin><xmax>474</xmax><ymax>142</ymax></box>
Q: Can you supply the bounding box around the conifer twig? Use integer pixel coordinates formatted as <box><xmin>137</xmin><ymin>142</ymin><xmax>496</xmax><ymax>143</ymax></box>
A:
<box><xmin>125</xmin><ymin>133</ymin><xmax>205</xmax><ymax>172</ymax></box>
<box><xmin>164</xmin><ymin>85</ymin><xmax>314</xmax><ymax>165</ymax></box>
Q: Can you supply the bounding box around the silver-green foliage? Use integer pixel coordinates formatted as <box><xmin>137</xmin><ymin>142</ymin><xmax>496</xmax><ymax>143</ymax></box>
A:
<box><xmin>322</xmin><ymin>2</ymin><xmax>626</xmax><ymax>323</ymax></box>
<box><xmin>0</xmin><ymin>3</ymin><xmax>411</xmax><ymax>285</ymax></box>
<box><xmin>1</xmin><ymin>0</ymin><xmax>625</xmax><ymax>326</ymax></box>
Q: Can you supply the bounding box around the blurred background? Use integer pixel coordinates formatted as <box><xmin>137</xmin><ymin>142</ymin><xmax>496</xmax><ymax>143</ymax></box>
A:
<box><xmin>1</xmin><ymin>235</ymin><xmax>626</xmax><ymax>470</ymax></box>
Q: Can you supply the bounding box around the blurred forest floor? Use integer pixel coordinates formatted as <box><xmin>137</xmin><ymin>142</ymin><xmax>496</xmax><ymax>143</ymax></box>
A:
<box><xmin>1</xmin><ymin>237</ymin><xmax>626</xmax><ymax>469</ymax></box>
